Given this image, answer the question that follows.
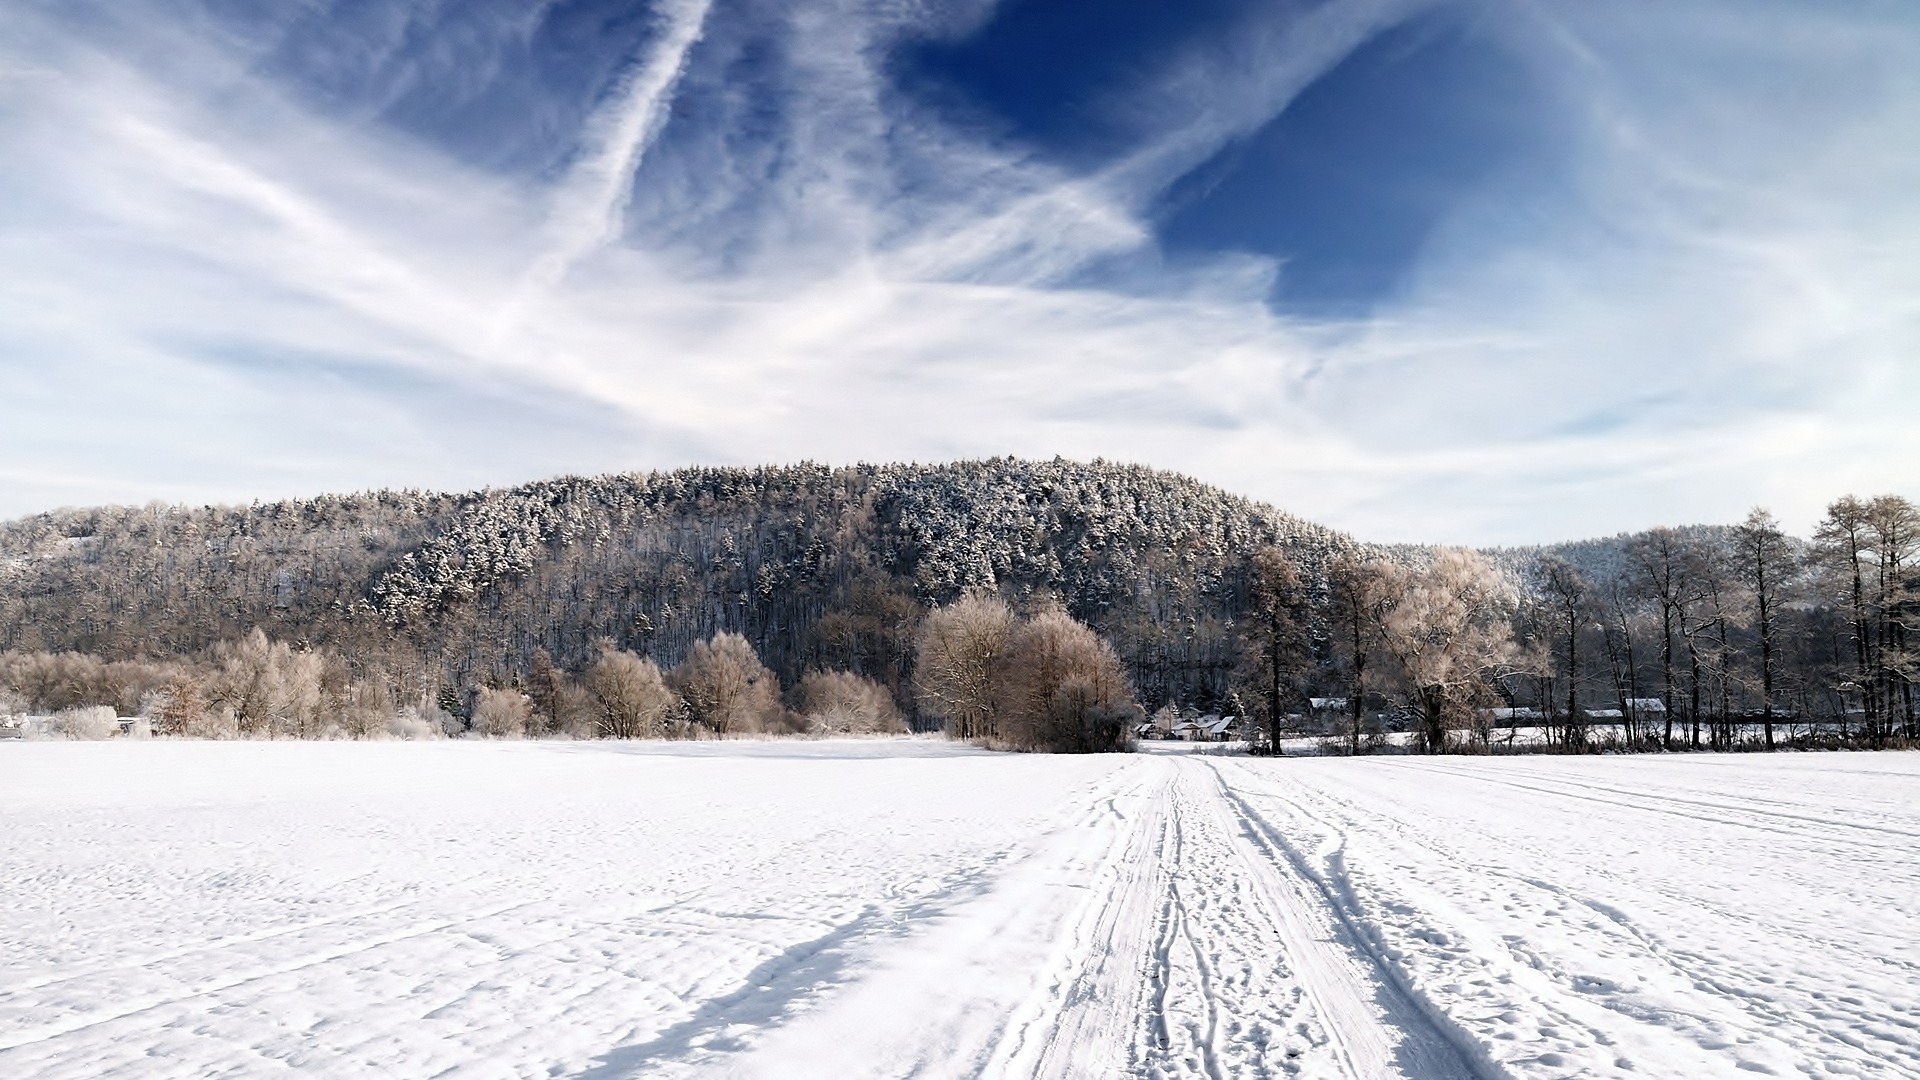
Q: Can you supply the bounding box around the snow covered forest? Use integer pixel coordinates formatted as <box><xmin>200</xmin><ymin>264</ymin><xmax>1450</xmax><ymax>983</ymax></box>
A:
<box><xmin>0</xmin><ymin>458</ymin><xmax>1915</xmax><ymax>753</ymax></box>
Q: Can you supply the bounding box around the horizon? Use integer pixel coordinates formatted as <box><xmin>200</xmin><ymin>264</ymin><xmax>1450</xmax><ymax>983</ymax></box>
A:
<box><xmin>3</xmin><ymin>1</ymin><xmax>1917</xmax><ymax>544</ymax></box>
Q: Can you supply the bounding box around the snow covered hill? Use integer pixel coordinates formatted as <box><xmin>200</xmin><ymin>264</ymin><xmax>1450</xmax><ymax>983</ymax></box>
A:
<box><xmin>3</xmin><ymin>741</ymin><xmax>1915</xmax><ymax>1078</ymax></box>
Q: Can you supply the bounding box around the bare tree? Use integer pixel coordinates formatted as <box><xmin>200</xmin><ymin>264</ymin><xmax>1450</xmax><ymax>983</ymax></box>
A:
<box><xmin>1687</xmin><ymin>533</ymin><xmax>1741</xmax><ymax>749</ymax></box>
<box><xmin>1379</xmin><ymin>549</ymin><xmax>1520</xmax><ymax>754</ymax></box>
<box><xmin>1534</xmin><ymin>554</ymin><xmax>1593</xmax><ymax>749</ymax></box>
<box><xmin>998</xmin><ymin>608</ymin><xmax>1140</xmax><ymax>753</ymax></box>
<box><xmin>1815</xmin><ymin>497</ymin><xmax>1876</xmax><ymax>739</ymax></box>
<box><xmin>1627</xmin><ymin>528</ymin><xmax>1705</xmax><ymax>749</ymax></box>
<box><xmin>1327</xmin><ymin>554</ymin><xmax>1395</xmax><ymax>755</ymax></box>
<box><xmin>795</xmin><ymin>670</ymin><xmax>908</xmax><ymax>735</ymax></box>
<box><xmin>1732</xmin><ymin>508</ymin><xmax>1798</xmax><ymax>749</ymax></box>
<box><xmin>587</xmin><ymin>646</ymin><xmax>682</xmax><ymax>738</ymax></box>
<box><xmin>914</xmin><ymin>592</ymin><xmax>1016</xmax><ymax>740</ymax></box>
<box><xmin>1867</xmin><ymin>496</ymin><xmax>1920</xmax><ymax>741</ymax></box>
<box><xmin>670</xmin><ymin>632</ymin><xmax>785</xmax><ymax>735</ymax></box>
<box><xmin>1238</xmin><ymin>546</ymin><xmax>1309</xmax><ymax>754</ymax></box>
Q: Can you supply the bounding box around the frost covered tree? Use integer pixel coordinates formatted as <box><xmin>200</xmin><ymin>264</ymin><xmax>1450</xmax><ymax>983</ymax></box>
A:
<box><xmin>1731</xmin><ymin>508</ymin><xmax>1797</xmax><ymax>749</ymax></box>
<box><xmin>587</xmin><ymin>647</ymin><xmax>682</xmax><ymax>738</ymax></box>
<box><xmin>208</xmin><ymin>629</ymin><xmax>327</xmax><ymax>738</ymax></box>
<box><xmin>913</xmin><ymin>592</ymin><xmax>1016</xmax><ymax>740</ymax></box>
<box><xmin>997</xmin><ymin>608</ymin><xmax>1140</xmax><ymax>753</ymax></box>
<box><xmin>1813</xmin><ymin>497</ymin><xmax>1876</xmax><ymax>739</ymax></box>
<box><xmin>472</xmin><ymin>687</ymin><xmax>532</xmax><ymax>738</ymax></box>
<box><xmin>1866</xmin><ymin>496</ymin><xmax>1920</xmax><ymax>741</ymax></box>
<box><xmin>795</xmin><ymin>670</ymin><xmax>907</xmax><ymax>735</ymax></box>
<box><xmin>1380</xmin><ymin>550</ymin><xmax>1520</xmax><ymax>754</ymax></box>
<box><xmin>670</xmin><ymin>632</ymin><xmax>785</xmax><ymax>735</ymax></box>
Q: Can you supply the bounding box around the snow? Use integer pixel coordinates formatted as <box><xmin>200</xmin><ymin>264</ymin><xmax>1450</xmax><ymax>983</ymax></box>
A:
<box><xmin>2</xmin><ymin>740</ymin><xmax>1916</xmax><ymax>1078</ymax></box>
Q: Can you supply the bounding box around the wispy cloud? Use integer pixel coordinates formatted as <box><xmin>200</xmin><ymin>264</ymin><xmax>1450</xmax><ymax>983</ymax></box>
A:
<box><xmin>0</xmin><ymin>0</ymin><xmax>1917</xmax><ymax>544</ymax></box>
<box><xmin>522</xmin><ymin>0</ymin><xmax>713</xmax><ymax>299</ymax></box>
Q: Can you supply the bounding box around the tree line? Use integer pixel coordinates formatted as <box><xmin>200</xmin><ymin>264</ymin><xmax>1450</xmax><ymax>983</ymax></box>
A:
<box><xmin>1</xmin><ymin>595</ymin><xmax>1138</xmax><ymax>753</ymax></box>
<box><xmin>1231</xmin><ymin>496</ymin><xmax>1920</xmax><ymax>754</ymax></box>
<box><xmin>0</xmin><ymin>459</ymin><xmax>1350</xmax><ymax>724</ymax></box>
<box><xmin>1</xmin><ymin>458</ymin><xmax>1913</xmax><ymax>754</ymax></box>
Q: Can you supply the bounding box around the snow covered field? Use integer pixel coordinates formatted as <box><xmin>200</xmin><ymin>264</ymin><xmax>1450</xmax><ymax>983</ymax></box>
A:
<box><xmin>2</xmin><ymin>741</ymin><xmax>1916</xmax><ymax>1079</ymax></box>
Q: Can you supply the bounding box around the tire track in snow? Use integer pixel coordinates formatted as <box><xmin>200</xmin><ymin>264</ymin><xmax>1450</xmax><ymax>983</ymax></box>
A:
<box><xmin>0</xmin><ymin>897</ymin><xmax>541</xmax><ymax>1052</ymax></box>
<box><xmin>1373</xmin><ymin>760</ymin><xmax>1920</xmax><ymax>851</ymax></box>
<box><xmin>1129</xmin><ymin>757</ymin><xmax>1489</xmax><ymax>1080</ymax></box>
<box><xmin>1283</xmin><ymin>760</ymin><xmax>1920</xmax><ymax>1072</ymax></box>
<box><xmin>1198</xmin><ymin>758</ymin><xmax>1494</xmax><ymax>1080</ymax></box>
<box><xmin>989</xmin><ymin>759</ymin><xmax>1175</xmax><ymax>1079</ymax></box>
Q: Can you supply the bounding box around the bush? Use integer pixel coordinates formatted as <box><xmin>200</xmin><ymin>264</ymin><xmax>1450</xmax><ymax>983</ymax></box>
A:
<box><xmin>997</xmin><ymin>610</ymin><xmax>1140</xmax><ymax>753</ymax></box>
<box><xmin>386</xmin><ymin>706</ymin><xmax>444</xmax><ymax>740</ymax></box>
<box><xmin>670</xmin><ymin>633</ymin><xmax>787</xmax><ymax>735</ymax></box>
<box><xmin>796</xmin><ymin>670</ymin><xmax>908</xmax><ymax>735</ymax></box>
<box><xmin>472</xmin><ymin>687</ymin><xmax>533</xmax><ymax>738</ymax></box>
<box><xmin>417</xmin><ymin>702</ymin><xmax>465</xmax><ymax>738</ymax></box>
<box><xmin>49</xmin><ymin>705</ymin><xmax>120</xmax><ymax>740</ymax></box>
<box><xmin>588</xmin><ymin>648</ymin><xmax>683</xmax><ymax>738</ymax></box>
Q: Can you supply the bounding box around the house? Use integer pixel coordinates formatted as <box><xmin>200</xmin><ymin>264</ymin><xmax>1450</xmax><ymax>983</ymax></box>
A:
<box><xmin>1623</xmin><ymin>697</ymin><xmax>1667</xmax><ymax>715</ymax></box>
<box><xmin>1483</xmin><ymin>706</ymin><xmax>1544</xmax><ymax>724</ymax></box>
<box><xmin>1199</xmin><ymin>714</ymin><xmax>1240</xmax><ymax>741</ymax></box>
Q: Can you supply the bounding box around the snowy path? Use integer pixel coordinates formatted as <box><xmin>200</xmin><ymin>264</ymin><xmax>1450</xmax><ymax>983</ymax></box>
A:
<box><xmin>3</xmin><ymin>743</ymin><xmax>1916</xmax><ymax>1078</ymax></box>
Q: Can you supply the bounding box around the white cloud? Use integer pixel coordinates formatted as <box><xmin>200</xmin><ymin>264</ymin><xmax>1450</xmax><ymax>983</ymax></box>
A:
<box><xmin>0</xmin><ymin>0</ymin><xmax>1916</xmax><ymax>545</ymax></box>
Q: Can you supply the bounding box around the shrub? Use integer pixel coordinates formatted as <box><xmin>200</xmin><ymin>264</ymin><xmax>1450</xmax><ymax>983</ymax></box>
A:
<box><xmin>796</xmin><ymin>670</ymin><xmax>908</xmax><ymax>735</ymax></box>
<box><xmin>670</xmin><ymin>633</ymin><xmax>786</xmax><ymax>735</ymax></box>
<box><xmin>49</xmin><ymin>705</ymin><xmax>120</xmax><ymax>740</ymax></box>
<box><xmin>587</xmin><ymin>648</ymin><xmax>683</xmax><ymax>738</ymax></box>
<box><xmin>472</xmin><ymin>687</ymin><xmax>533</xmax><ymax>738</ymax></box>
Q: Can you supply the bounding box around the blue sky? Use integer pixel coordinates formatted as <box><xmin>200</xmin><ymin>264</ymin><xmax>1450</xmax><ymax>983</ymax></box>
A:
<box><xmin>2</xmin><ymin>0</ymin><xmax>1917</xmax><ymax>543</ymax></box>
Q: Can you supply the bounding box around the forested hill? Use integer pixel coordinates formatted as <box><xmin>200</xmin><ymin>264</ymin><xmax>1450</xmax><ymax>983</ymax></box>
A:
<box><xmin>0</xmin><ymin>459</ymin><xmax>1359</xmax><ymax>711</ymax></box>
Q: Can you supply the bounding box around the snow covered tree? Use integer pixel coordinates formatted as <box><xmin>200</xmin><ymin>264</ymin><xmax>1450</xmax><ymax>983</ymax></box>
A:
<box><xmin>670</xmin><ymin>632</ymin><xmax>785</xmax><ymax>735</ymax></box>
<box><xmin>1731</xmin><ymin>508</ymin><xmax>1797</xmax><ymax>749</ymax></box>
<box><xmin>1380</xmin><ymin>550</ymin><xmax>1520</xmax><ymax>754</ymax></box>
<box><xmin>997</xmin><ymin>608</ymin><xmax>1140</xmax><ymax>753</ymax></box>
<box><xmin>795</xmin><ymin>670</ymin><xmax>907</xmax><ymax>735</ymax></box>
<box><xmin>587</xmin><ymin>647</ymin><xmax>682</xmax><ymax>738</ymax></box>
<box><xmin>1867</xmin><ymin>496</ymin><xmax>1920</xmax><ymax>741</ymax></box>
<box><xmin>472</xmin><ymin>686</ymin><xmax>532</xmax><ymax>738</ymax></box>
<box><xmin>914</xmin><ymin>592</ymin><xmax>1016</xmax><ymax>740</ymax></box>
<box><xmin>207</xmin><ymin>629</ymin><xmax>327</xmax><ymax>738</ymax></box>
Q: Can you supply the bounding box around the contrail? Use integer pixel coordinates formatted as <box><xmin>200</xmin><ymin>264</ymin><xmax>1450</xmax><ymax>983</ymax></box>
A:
<box><xmin>513</xmin><ymin>0</ymin><xmax>715</xmax><ymax>309</ymax></box>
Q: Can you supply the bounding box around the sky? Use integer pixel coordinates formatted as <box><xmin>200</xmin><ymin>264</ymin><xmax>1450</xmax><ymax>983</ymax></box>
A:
<box><xmin>1</xmin><ymin>0</ymin><xmax>1917</xmax><ymax>544</ymax></box>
